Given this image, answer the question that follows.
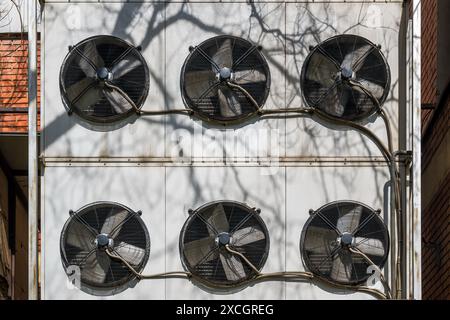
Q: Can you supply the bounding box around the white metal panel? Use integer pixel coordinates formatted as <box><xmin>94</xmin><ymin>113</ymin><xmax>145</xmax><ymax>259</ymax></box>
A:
<box><xmin>285</xmin><ymin>2</ymin><xmax>402</xmax><ymax>158</ymax></box>
<box><xmin>42</xmin><ymin>166</ymin><xmax>166</xmax><ymax>300</ymax></box>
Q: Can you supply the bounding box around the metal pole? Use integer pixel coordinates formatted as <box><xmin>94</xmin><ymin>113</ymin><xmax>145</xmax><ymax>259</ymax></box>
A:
<box><xmin>27</xmin><ymin>0</ymin><xmax>39</xmax><ymax>300</ymax></box>
<box><xmin>411</xmin><ymin>0</ymin><xmax>422</xmax><ymax>300</ymax></box>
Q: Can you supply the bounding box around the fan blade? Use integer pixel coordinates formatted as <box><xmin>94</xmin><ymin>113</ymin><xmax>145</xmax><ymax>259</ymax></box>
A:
<box><xmin>356</xmin><ymin>78</ymin><xmax>384</xmax><ymax>100</ymax></box>
<box><xmin>101</xmin><ymin>209</ymin><xmax>129</xmax><ymax>237</ymax></box>
<box><xmin>114</xmin><ymin>242</ymin><xmax>146</xmax><ymax>266</ymax></box>
<box><xmin>218</xmin><ymin>86</ymin><xmax>242</xmax><ymax>117</ymax></box>
<box><xmin>78</xmin><ymin>41</ymin><xmax>104</xmax><ymax>77</ymax></box>
<box><xmin>330</xmin><ymin>250</ymin><xmax>353</xmax><ymax>282</ymax></box>
<box><xmin>82</xmin><ymin>251</ymin><xmax>110</xmax><ymax>284</ymax></box>
<box><xmin>306</xmin><ymin>52</ymin><xmax>338</xmax><ymax>88</ymax></box>
<box><xmin>184</xmin><ymin>70</ymin><xmax>217</xmax><ymax>98</ymax></box>
<box><xmin>337</xmin><ymin>205</ymin><xmax>362</xmax><ymax>234</ymax></box>
<box><xmin>321</xmin><ymin>84</ymin><xmax>345</xmax><ymax>117</ymax></box>
<box><xmin>206</xmin><ymin>203</ymin><xmax>229</xmax><ymax>235</ymax></box>
<box><xmin>303</xmin><ymin>226</ymin><xmax>338</xmax><ymax>254</ymax></box>
<box><xmin>232</xmin><ymin>227</ymin><xmax>265</xmax><ymax>247</ymax></box>
<box><xmin>111</xmin><ymin>56</ymin><xmax>141</xmax><ymax>79</ymax></box>
<box><xmin>220</xmin><ymin>252</ymin><xmax>246</xmax><ymax>281</ymax></box>
<box><xmin>183</xmin><ymin>236</ymin><xmax>218</xmax><ymax>267</ymax></box>
<box><xmin>354</xmin><ymin>237</ymin><xmax>385</xmax><ymax>257</ymax></box>
<box><xmin>66</xmin><ymin>78</ymin><xmax>96</xmax><ymax>102</ymax></box>
<box><xmin>66</xmin><ymin>220</ymin><xmax>96</xmax><ymax>252</ymax></box>
<box><xmin>337</xmin><ymin>85</ymin><xmax>352</xmax><ymax>116</ymax></box>
<box><xmin>103</xmin><ymin>87</ymin><xmax>135</xmax><ymax>114</ymax></box>
<box><xmin>213</xmin><ymin>38</ymin><xmax>233</xmax><ymax>69</ymax></box>
<box><xmin>341</xmin><ymin>45</ymin><xmax>372</xmax><ymax>71</ymax></box>
<box><xmin>233</xmin><ymin>69</ymin><xmax>266</xmax><ymax>85</ymax></box>
<box><xmin>73</xmin><ymin>86</ymin><xmax>102</xmax><ymax>111</ymax></box>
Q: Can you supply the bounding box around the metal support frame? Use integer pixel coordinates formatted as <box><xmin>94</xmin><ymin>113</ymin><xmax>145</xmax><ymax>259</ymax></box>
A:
<box><xmin>27</xmin><ymin>0</ymin><xmax>39</xmax><ymax>301</ymax></box>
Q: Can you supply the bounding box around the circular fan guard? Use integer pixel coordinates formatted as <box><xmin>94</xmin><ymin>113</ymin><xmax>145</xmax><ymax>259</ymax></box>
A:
<box><xmin>60</xmin><ymin>202</ymin><xmax>150</xmax><ymax>295</ymax></box>
<box><xmin>300</xmin><ymin>201</ymin><xmax>389</xmax><ymax>285</ymax></box>
<box><xmin>180</xmin><ymin>35</ymin><xmax>271</xmax><ymax>124</ymax></box>
<box><xmin>301</xmin><ymin>35</ymin><xmax>391</xmax><ymax>121</ymax></box>
<box><xmin>60</xmin><ymin>35</ymin><xmax>149</xmax><ymax>123</ymax></box>
<box><xmin>179</xmin><ymin>201</ymin><xmax>270</xmax><ymax>288</ymax></box>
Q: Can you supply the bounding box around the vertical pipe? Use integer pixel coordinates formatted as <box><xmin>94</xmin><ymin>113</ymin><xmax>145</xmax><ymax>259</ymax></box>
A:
<box><xmin>27</xmin><ymin>0</ymin><xmax>38</xmax><ymax>300</ymax></box>
<box><xmin>411</xmin><ymin>0</ymin><xmax>422</xmax><ymax>300</ymax></box>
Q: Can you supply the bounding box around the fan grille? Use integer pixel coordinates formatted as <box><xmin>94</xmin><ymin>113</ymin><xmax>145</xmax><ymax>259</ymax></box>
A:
<box><xmin>181</xmin><ymin>35</ymin><xmax>271</xmax><ymax>124</ymax></box>
<box><xmin>60</xmin><ymin>202</ymin><xmax>150</xmax><ymax>295</ymax></box>
<box><xmin>60</xmin><ymin>35</ymin><xmax>149</xmax><ymax>123</ymax></box>
<box><xmin>300</xmin><ymin>201</ymin><xmax>389</xmax><ymax>285</ymax></box>
<box><xmin>301</xmin><ymin>34</ymin><xmax>390</xmax><ymax>121</ymax></box>
<box><xmin>180</xmin><ymin>201</ymin><xmax>270</xmax><ymax>287</ymax></box>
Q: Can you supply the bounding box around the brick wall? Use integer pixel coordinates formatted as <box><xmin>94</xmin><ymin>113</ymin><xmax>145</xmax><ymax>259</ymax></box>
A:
<box><xmin>0</xmin><ymin>33</ymin><xmax>40</xmax><ymax>133</ymax></box>
<box><xmin>420</xmin><ymin>0</ymin><xmax>450</xmax><ymax>300</ymax></box>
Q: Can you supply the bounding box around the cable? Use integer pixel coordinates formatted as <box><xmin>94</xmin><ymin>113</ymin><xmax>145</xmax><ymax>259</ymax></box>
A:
<box><xmin>312</xmin><ymin>108</ymin><xmax>392</xmax><ymax>164</ymax></box>
<box><xmin>103</xmin><ymin>82</ymin><xmax>141</xmax><ymax>113</ymax></box>
<box><xmin>225</xmin><ymin>245</ymin><xmax>261</xmax><ymax>275</ymax></box>
<box><xmin>349</xmin><ymin>247</ymin><xmax>392</xmax><ymax>299</ymax></box>
<box><xmin>225</xmin><ymin>81</ymin><xmax>262</xmax><ymax>113</ymax></box>
<box><xmin>106</xmin><ymin>247</ymin><xmax>388</xmax><ymax>299</ymax></box>
<box><xmin>105</xmin><ymin>250</ymin><xmax>191</xmax><ymax>280</ymax></box>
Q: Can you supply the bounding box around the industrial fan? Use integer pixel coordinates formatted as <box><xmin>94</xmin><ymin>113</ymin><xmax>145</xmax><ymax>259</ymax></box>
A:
<box><xmin>60</xmin><ymin>202</ymin><xmax>150</xmax><ymax>296</ymax></box>
<box><xmin>300</xmin><ymin>201</ymin><xmax>389</xmax><ymax>285</ymax></box>
<box><xmin>180</xmin><ymin>35</ymin><xmax>271</xmax><ymax>124</ymax></box>
<box><xmin>180</xmin><ymin>201</ymin><xmax>270</xmax><ymax>287</ymax></box>
<box><xmin>60</xmin><ymin>35</ymin><xmax>149</xmax><ymax>123</ymax></box>
<box><xmin>301</xmin><ymin>34</ymin><xmax>391</xmax><ymax>120</ymax></box>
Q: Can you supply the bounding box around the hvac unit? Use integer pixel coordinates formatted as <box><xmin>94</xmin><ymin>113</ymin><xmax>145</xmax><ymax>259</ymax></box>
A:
<box><xmin>60</xmin><ymin>35</ymin><xmax>149</xmax><ymax>123</ymax></box>
<box><xmin>179</xmin><ymin>201</ymin><xmax>269</xmax><ymax>288</ymax></box>
<box><xmin>300</xmin><ymin>201</ymin><xmax>389</xmax><ymax>286</ymax></box>
<box><xmin>60</xmin><ymin>201</ymin><xmax>150</xmax><ymax>296</ymax></box>
<box><xmin>301</xmin><ymin>34</ymin><xmax>391</xmax><ymax>121</ymax></box>
<box><xmin>180</xmin><ymin>35</ymin><xmax>271</xmax><ymax>124</ymax></box>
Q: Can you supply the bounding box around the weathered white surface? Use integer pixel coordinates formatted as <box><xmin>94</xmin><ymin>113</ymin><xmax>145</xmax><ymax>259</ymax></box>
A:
<box><xmin>285</xmin><ymin>2</ymin><xmax>402</xmax><ymax>158</ymax></box>
<box><xmin>42</xmin><ymin>166</ymin><xmax>166</xmax><ymax>300</ymax></box>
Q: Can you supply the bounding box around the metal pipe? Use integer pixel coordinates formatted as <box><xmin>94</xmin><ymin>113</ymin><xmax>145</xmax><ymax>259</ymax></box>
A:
<box><xmin>411</xmin><ymin>0</ymin><xmax>422</xmax><ymax>300</ymax></box>
<box><xmin>27</xmin><ymin>0</ymin><xmax>39</xmax><ymax>300</ymax></box>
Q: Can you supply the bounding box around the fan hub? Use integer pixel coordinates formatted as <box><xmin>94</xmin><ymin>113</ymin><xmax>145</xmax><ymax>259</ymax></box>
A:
<box><xmin>340</xmin><ymin>232</ymin><xmax>354</xmax><ymax>247</ymax></box>
<box><xmin>97</xmin><ymin>67</ymin><xmax>111</xmax><ymax>81</ymax></box>
<box><xmin>95</xmin><ymin>233</ymin><xmax>113</xmax><ymax>250</ymax></box>
<box><xmin>216</xmin><ymin>232</ymin><xmax>231</xmax><ymax>246</ymax></box>
<box><xmin>218</xmin><ymin>67</ymin><xmax>233</xmax><ymax>81</ymax></box>
<box><xmin>341</xmin><ymin>67</ymin><xmax>354</xmax><ymax>80</ymax></box>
